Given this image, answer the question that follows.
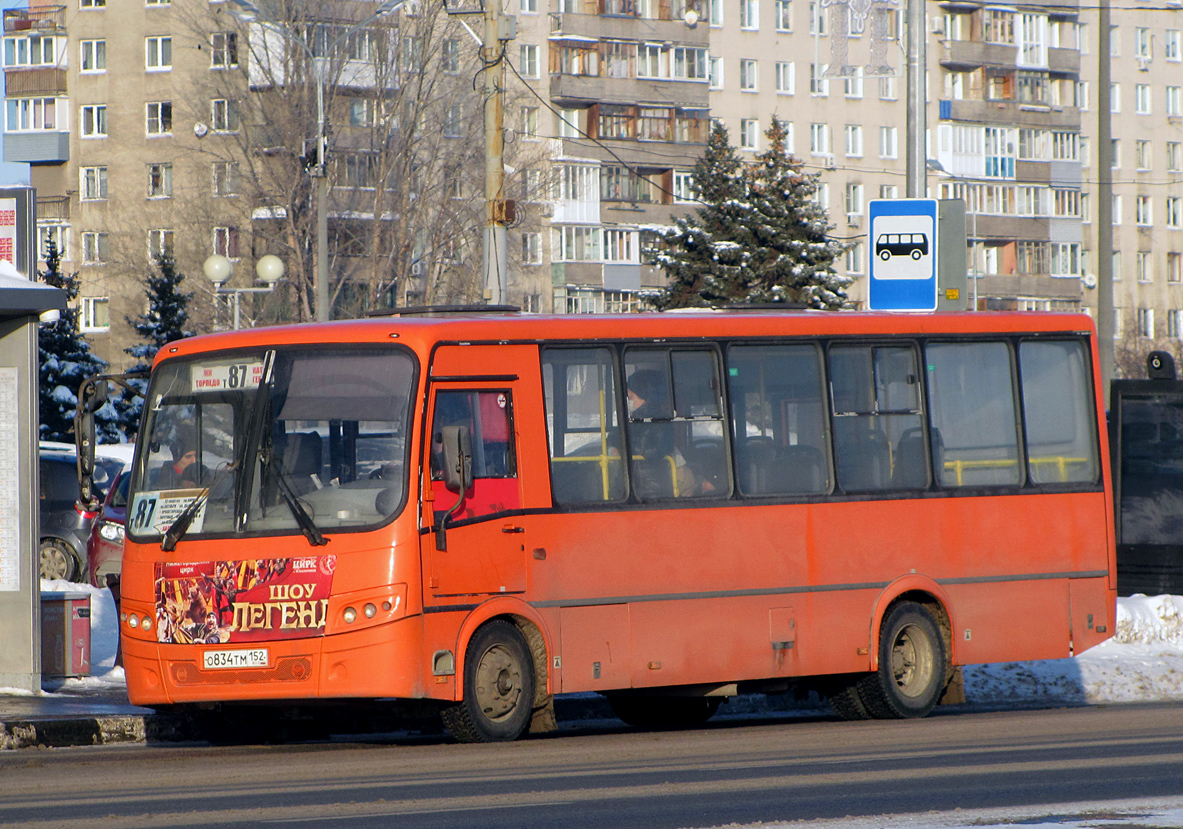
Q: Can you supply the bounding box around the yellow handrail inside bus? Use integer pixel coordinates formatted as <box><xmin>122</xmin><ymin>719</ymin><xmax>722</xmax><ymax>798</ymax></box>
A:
<box><xmin>942</xmin><ymin>456</ymin><xmax>1090</xmax><ymax>485</ymax></box>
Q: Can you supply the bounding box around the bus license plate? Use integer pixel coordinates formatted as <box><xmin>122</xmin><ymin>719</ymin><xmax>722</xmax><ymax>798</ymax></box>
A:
<box><xmin>203</xmin><ymin>648</ymin><xmax>269</xmax><ymax>670</ymax></box>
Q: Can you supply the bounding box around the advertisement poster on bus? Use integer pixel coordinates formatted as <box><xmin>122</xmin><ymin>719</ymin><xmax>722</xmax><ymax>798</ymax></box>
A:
<box><xmin>154</xmin><ymin>556</ymin><xmax>336</xmax><ymax>645</ymax></box>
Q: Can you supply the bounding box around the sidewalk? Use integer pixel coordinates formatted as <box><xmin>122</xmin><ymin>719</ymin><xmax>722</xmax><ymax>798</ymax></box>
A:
<box><xmin>0</xmin><ymin>683</ymin><xmax>155</xmax><ymax>750</ymax></box>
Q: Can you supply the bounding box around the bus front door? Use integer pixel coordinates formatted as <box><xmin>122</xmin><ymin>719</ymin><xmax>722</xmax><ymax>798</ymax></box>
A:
<box><xmin>422</xmin><ymin>381</ymin><xmax>527</xmax><ymax>597</ymax></box>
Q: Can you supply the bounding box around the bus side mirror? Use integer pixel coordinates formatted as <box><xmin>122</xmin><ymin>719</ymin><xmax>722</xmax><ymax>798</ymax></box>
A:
<box><xmin>436</xmin><ymin>425</ymin><xmax>473</xmax><ymax>552</ymax></box>
<box><xmin>441</xmin><ymin>425</ymin><xmax>473</xmax><ymax>493</ymax></box>
<box><xmin>74</xmin><ymin>376</ymin><xmax>108</xmax><ymax>510</ymax></box>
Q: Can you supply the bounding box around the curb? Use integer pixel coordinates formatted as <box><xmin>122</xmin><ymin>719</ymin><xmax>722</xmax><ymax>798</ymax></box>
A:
<box><xmin>1</xmin><ymin>692</ymin><xmax>827</xmax><ymax>750</ymax></box>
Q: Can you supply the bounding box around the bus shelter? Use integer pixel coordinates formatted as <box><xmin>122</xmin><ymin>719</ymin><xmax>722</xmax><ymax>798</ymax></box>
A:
<box><xmin>0</xmin><ymin>264</ymin><xmax>66</xmax><ymax>691</ymax></box>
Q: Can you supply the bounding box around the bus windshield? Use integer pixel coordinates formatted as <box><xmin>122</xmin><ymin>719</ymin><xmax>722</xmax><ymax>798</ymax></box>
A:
<box><xmin>127</xmin><ymin>346</ymin><xmax>415</xmax><ymax>543</ymax></box>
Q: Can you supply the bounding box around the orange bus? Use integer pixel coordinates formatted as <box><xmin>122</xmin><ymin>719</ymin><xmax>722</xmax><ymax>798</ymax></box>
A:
<box><xmin>79</xmin><ymin>308</ymin><xmax>1116</xmax><ymax>742</ymax></box>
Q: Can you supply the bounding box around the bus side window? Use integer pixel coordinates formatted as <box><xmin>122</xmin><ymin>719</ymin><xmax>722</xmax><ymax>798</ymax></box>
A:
<box><xmin>1019</xmin><ymin>340</ymin><xmax>1099</xmax><ymax>484</ymax></box>
<box><xmin>925</xmin><ymin>341</ymin><xmax>1021</xmax><ymax>487</ymax></box>
<box><xmin>829</xmin><ymin>344</ymin><xmax>927</xmax><ymax>492</ymax></box>
<box><xmin>542</xmin><ymin>348</ymin><xmax>627</xmax><ymax>504</ymax></box>
<box><xmin>726</xmin><ymin>343</ymin><xmax>830</xmax><ymax>496</ymax></box>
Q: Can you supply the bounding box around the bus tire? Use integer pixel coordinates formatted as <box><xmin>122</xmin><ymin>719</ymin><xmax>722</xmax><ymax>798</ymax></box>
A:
<box><xmin>608</xmin><ymin>695</ymin><xmax>721</xmax><ymax>729</ymax></box>
<box><xmin>442</xmin><ymin>620</ymin><xmax>535</xmax><ymax>743</ymax></box>
<box><xmin>857</xmin><ymin>602</ymin><xmax>946</xmax><ymax>719</ymax></box>
<box><xmin>827</xmin><ymin>676</ymin><xmax>873</xmax><ymax>721</ymax></box>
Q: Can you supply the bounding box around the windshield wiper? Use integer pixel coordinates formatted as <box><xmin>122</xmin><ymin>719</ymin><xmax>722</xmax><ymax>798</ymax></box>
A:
<box><xmin>268</xmin><ymin>466</ymin><xmax>328</xmax><ymax>547</ymax></box>
<box><xmin>234</xmin><ymin>351</ymin><xmax>276</xmax><ymax>532</ymax></box>
<box><xmin>161</xmin><ymin>462</ymin><xmax>235</xmax><ymax>552</ymax></box>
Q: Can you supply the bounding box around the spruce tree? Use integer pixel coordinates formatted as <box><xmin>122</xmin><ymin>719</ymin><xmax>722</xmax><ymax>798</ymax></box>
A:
<box><xmin>650</xmin><ymin>119</ymin><xmax>850</xmax><ymax>310</ymax></box>
<box><xmin>38</xmin><ymin>240</ymin><xmax>119</xmax><ymax>443</ymax></box>
<box><xmin>117</xmin><ymin>255</ymin><xmax>195</xmax><ymax>437</ymax></box>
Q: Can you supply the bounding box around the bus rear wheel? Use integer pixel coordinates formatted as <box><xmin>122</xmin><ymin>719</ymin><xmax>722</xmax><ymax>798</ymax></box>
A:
<box><xmin>442</xmin><ymin>620</ymin><xmax>535</xmax><ymax>743</ymax></box>
<box><xmin>608</xmin><ymin>695</ymin><xmax>722</xmax><ymax>729</ymax></box>
<box><xmin>857</xmin><ymin>602</ymin><xmax>946</xmax><ymax>719</ymax></box>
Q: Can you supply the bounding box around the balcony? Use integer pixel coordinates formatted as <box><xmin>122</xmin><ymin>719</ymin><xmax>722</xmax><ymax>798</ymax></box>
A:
<box><xmin>977</xmin><ymin>274</ymin><xmax>1082</xmax><ymax>302</ymax></box>
<box><xmin>560</xmin><ymin>135</ymin><xmax>705</xmax><ymax>169</ymax></box>
<box><xmin>37</xmin><ymin>195</ymin><xmax>70</xmax><ymax>221</ymax></box>
<box><xmin>1047</xmin><ymin>47</ymin><xmax>1080</xmax><ymax>75</ymax></box>
<box><xmin>939</xmin><ymin>40</ymin><xmax>1017</xmax><ymax>70</ymax></box>
<box><xmin>4</xmin><ymin>68</ymin><xmax>67</xmax><ymax>97</ymax></box>
<box><xmin>939</xmin><ymin>98</ymin><xmax>1081</xmax><ymax>129</ymax></box>
<box><xmin>550</xmin><ymin>73</ymin><xmax>708</xmax><ymax>108</ymax></box>
<box><xmin>549</xmin><ymin>12</ymin><xmax>709</xmax><ymax>47</ymax></box>
<box><xmin>3</xmin><ymin>131</ymin><xmax>68</xmax><ymax>164</ymax></box>
<box><xmin>3</xmin><ymin>6</ymin><xmax>65</xmax><ymax>33</ymax></box>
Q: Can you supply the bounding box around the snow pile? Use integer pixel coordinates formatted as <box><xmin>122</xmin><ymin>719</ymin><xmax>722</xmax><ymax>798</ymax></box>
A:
<box><xmin>965</xmin><ymin>594</ymin><xmax>1183</xmax><ymax>707</ymax></box>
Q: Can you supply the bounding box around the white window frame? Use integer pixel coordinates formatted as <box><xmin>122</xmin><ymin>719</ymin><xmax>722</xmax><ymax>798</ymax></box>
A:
<box><xmin>740</xmin><ymin>0</ymin><xmax>759</xmax><ymax>29</ymax></box>
<box><xmin>148</xmin><ymin>229</ymin><xmax>174</xmax><ymax>261</ymax></box>
<box><xmin>145</xmin><ymin>36</ymin><xmax>172</xmax><ymax>71</ymax></box>
<box><xmin>78</xmin><ymin>297</ymin><xmax>110</xmax><ymax>333</ymax></box>
<box><xmin>879</xmin><ymin>125</ymin><xmax>897</xmax><ymax>159</ymax></box>
<box><xmin>146</xmin><ymin>101</ymin><xmax>172</xmax><ymax>135</ymax></box>
<box><xmin>80</xmin><ymin>39</ymin><xmax>105</xmax><ymax>73</ymax></box>
<box><xmin>740</xmin><ymin>59</ymin><xmax>758</xmax><ymax>91</ymax></box>
<box><xmin>519</xmin><ymin>44</ymin><xmax>539</xmax><ymax>79</ymax></box>
<box><xmin>775</xmin><ymin>0</ymin><xmax>791</xmax><ymax>31</ymax></box>
<box><xmin>740</xmin><ymin>118</ymin><xmax>759</xmax><ymax>150</ymax></box>
<box><xmin>775</xmin><ymin>61</ymin><xmax>794</xmax><ymax>94</ymax></box>
<box><xmin>147</xmin><ymin>162</ymin><xmax>172</xmax><ymax>198</ymax></box>
<box><xmin>211</xmin><ymin>32</ymin><xmax>238</xmax><ymax>69</ymax></box>
<box><xmin>80</xmin><ymin>104</ymin><xmax>106</xmax><ymax>138</ymax></box>
<box><xmin>81</xmin><ymin>231</ymin><xmax>108</xmax><ymax>264</ymax></box>
<box><xmin>80</xmin><ymin>166</ymin><xmax>107</xmax><ymax>201</ymax></box>
<box><xmin>844</xmin><ymin>124</ymin><xmax>863</xmax><ymax>158</ymax></box>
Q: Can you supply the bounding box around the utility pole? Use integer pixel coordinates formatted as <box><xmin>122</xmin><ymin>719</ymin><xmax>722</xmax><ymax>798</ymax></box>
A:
<box><xmin>905</xmin><ymin>0</ymin><xmax>926</xmax><ymax>198</ymax></box>
<box><xmin>1097</xmin><ymin>0</ymin><xmax>1115</xmax><ymax>398</ymax></box>
<box><xmin>482</xmin><ymin>0</ymin><xmax>510</xmax><ymax>305</ymax></box>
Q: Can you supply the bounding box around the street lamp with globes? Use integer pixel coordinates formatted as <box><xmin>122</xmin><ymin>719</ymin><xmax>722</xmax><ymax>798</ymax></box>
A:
<box><xmin>203</xmin><ymin>254</ymin><xmax>285</xmax><ymax>330</ymax></box>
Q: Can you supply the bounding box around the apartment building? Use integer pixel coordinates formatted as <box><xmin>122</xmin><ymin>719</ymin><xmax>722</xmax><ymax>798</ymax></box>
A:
<box><xmin>4</xmin><ymin>0</ymin><xmax>1180</xmax><ymax>360</ymax></box>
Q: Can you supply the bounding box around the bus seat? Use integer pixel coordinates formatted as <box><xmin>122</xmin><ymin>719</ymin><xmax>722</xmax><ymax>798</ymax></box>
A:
<box><xmin>738</xmin><ymin>436</ymin><xmax>777</xmax><ymax>494</ymax></box>
<box><xmin>278</xmin><ymin>431</ymin><xmax>322</xmax><ymax>495</ymax></box>
<box><xmin>834</xmin><ymin>422</ymin><xmax>891</xmax><ymax>491</ymax></box>
<box><xmin>891</xmin><ymin>428</ymin><xmax>929</xmax><ymax>489</ymax></box>
<box><xmin>771</xmin><ymin>444</ymin><xmax>826</xmax><ymax>494</ymax></box>
<box><xmin>632</xmin><ymin>455</ymin><xmax>677</xmax><ymax>499</ymax></box>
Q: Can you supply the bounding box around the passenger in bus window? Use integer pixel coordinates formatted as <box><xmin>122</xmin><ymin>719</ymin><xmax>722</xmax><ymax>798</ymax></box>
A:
<box><xmin>153</xmin><ymin>438</ymin><xmax>205</xmax><ymax>489</ymax></box>
<box><xmin>626</xmin><ymin>370</ymin><xmax>700</xmax><ymax>497</ymax></box>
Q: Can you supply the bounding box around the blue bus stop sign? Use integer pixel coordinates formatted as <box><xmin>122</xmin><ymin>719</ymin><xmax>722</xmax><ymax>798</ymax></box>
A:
<box><xmin>867</xmin><ymin>199</ymin><xmax>938</xmax><ymax>311</ymax></box>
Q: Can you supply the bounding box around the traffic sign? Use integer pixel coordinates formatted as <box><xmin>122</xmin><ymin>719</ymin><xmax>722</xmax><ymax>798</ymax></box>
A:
<box><xmin>867</xmin><ymin>199</ymin><xmax>938</xmax><ymax>311</ymax></box>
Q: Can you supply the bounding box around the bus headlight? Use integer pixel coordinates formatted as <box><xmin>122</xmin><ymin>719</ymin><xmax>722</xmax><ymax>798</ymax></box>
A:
<box><xmin>364</xmin><ymin>603</ymin><xmax>377</xmax><ymax>619</ymax></box>
<box><xmin>128</xmin><ymin>614</ymin><xmax>139</xmax><ymax>629</ymax></box>
<box><xmin>343</xmin><ymin>607</ymin><xmax>357</xmax><ymax>624</ymax></box>
<box><xmin>141</xmin><ymin>615</ymin><xmax>153</xmax><ymax>631</ymax></box>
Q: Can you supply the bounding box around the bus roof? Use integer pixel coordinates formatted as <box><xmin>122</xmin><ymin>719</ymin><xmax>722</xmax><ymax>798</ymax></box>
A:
<box><xmin>153</xmin><ymin>310</ymin><xmax>1096</xmax><ymax>367</ymax></box>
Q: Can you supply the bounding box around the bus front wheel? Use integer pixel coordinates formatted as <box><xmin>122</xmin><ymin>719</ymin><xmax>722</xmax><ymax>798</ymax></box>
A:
<box><xmin>442</xmin><ymin>620</ymin><xmax>535</xmax><ymax>743</ymax></box>
<box><xmin>857</xmin><ymin>602</ymin><xmax>946</xmax><ymax>719</ymax></box>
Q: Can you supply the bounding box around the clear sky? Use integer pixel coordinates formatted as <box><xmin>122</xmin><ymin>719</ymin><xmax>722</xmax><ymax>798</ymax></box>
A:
<box><xmin>1</xmin><ymin>0</ymin><xmax>33</xmax><ymax>186</ymax></box>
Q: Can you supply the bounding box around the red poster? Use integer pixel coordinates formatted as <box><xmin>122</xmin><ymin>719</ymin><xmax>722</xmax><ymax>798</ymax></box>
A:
<box><xmin>154</xmin><ymin>556</ymin><xmax>336</xmax><ymax>645</ymax></box>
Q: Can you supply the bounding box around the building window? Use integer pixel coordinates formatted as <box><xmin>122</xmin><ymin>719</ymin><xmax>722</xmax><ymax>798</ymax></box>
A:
<box><xmin>810</xmin><ymin>122</ymin><xmax>829</xmax><ymax>156</ymax></box>
<box><xmin>1136</xmin><ymin>27</ymin><xmax>1152</xmax><ymax>58</ymax></box>
<box><xmin>145</xmin><ymin>36</ymin><xmax>171</xmax><ymax>71</ymax></box>
<box><xmin>1168</xmin><ymin>197</ymin><xmax>1182</xmax><ymax>229</ymax></box>
<box><xmin>80</xmin><ymin>0</ymin><xmax>106</xmax><ymax>8</ymax></box>
<box><xmin>845</xmin><ymin>241</ymin><xmax>864</xmax><ymax>273</ymax></box>
<box><xmin>1111</xmin><ymin>138</ymin><xmax>1121</xmax><ymax>169</ymax></box>
<box><xmin>521</xmin><ymin>232</ymin><xmax>542</xmax><ymax>265</ymax></box>
<box><xmin>1168</xmin><ymin>87</ymin><xmax>1183</xmax><ymax>117</ymax></box>
<box><xmin>38</xmin><ymin>225</ymin><xmax>69</xmax><ymax>261</ymax></box>
<box><xmin>808</xmin><ymin>0</ymin><xmax>826</xmax><ymax>34</ymax></box>
<box><xmin>879</xmin><ymin>76</ymin><xmax>897</xmax><ymax>100</ymax></box>
<box><xmin>844</xmin><ymin>182</ymin><xmax>863</xmax><ymax>218</ymax></box>
<box><xmin>442</xmin><ymin>38</ymin><xmax>460</xmax><ymax>73</ymax></box>
<box><xmin>708</xmin><ymin>0</ymin><xmax>723</xmax><ymax>25</ymax></box>
<box><xmin>1113</xmin><ymin>194</ymin><xmax>1123</xmax><ymax>225</ymax></box>
<box><xmin>1166</xmin><ymin>30</ymin><xmax>1181</xmax><ymax>62</ymax></box>
<box><xmin>519</xmin><ymin>44</ymin><xmax>539</xmax><ymax>78</ymax></box>
<box><xmin>1054</xmin><ymin>189</ymin><xmax>1081</xmax><ymax>217</ymax></box>
<box><xmin>1050</xmin><ymin>243</ymin><xmax>1080</xmax><ymax>277</ymax></box>
<box><xmin>1169</xmin><ymin>252</ymin><xmax>1182</xmax><ymax>283</ymax></box>
<box><xmin>844</xmin><ymin>68</ymin><xmax>863</xmax><ymax>99</ymax></box>
<box><xmin>1052</xmin><ymin>131</ymin><xmax>1078</xmax><ymax>161</ymax></box>
<box><xmin>146</xmin><ymin>101</ymin><xmax>172</xmax><ymax>135</ymax></box>
<box><xmin>775</xmin><ymin>0</ymin><xmax>791</xmax><ymax>31</ymax></box>
<box><xmin>554</xmin><ymin>226</ymin><xmax>600</xmax><ymax>261</ymax></box>
<box><xmin>148</xmin><ymin>229</ymin><xmax>174</xmax><ymax>261</ymax></box>
<box><xmin>673</xmin><ymin>47</ymin><xmax>708</xmax><ymax>79</ymax></box>
<box><xmin>80</xmin><ymin>39</ymin><xmax>105</xmax><ymax>72</ymax></box>
<box><xmin>740</xmin><ymin>59</ymin><xmax>758</xmax><ymax>91</ymax></box>
<box><xmin>844</xmin><ymin>124</ymin><xmax>862</xmax><ymax>158</ymax></box>
<box><xmin>145</xmin><ymin>0</ymin><xmax>170</xmax><ymax>5</ymax></box>
<box><xmin>1169</xmin><ymin>310</ymin><xmax>1183</xmax><ymax>340</ymax></box>
<box><xmin>212</xmin><ymin>98</ymin><xmax>239</xmax><ymax>132</ymax></box>
<box><xmin>213</xmin><ymin>226</ymin><xmax>239</xmax><ymax>258</ymax></box>
<box><xmin>213</xmin><ymin>162</ymin><xmax>238</xmax><ymax>196</ymax></box>
<box><xmin>880</xmin><ymin>184</ymin><xmax>898</xmax><ymax>199</ymax></box>
<box><xmin>80</xmin><ymin>166</ymin><xmax>107</xmax><ymax>201</ymax></box>
<box><xmin>81</xmin><ymin>231</ymin><xmax>109</xmax><ymax>264</ymax></box>
<box><xmin>1136</xmin><ymin>84</ymin><xmax>1152</xmax><ymax>115</ymax></box>
<box><xmin>741</xmin><ymin>0</ymin><xmax>759</xmax><ymax>29</ymax></box>
<box><xmin>1111</xmin><ymin>82</ymin><xmax>1120</xmax><ymax>113</ymax></box>
<box><xmin>78</xmin><ymin>297</ymin><xmax>110</xmax><ymax>333</ymax></box>
<box><xmin>521</xmin><ymin>0</ymin><xmax>537</xmax><ymax>12</ymax></box>
<box><xmin>673</xmin><ymin>171</ymin><xmax>695</xmax><ymax>202</ymax></box>
<box><xmin>6</xmin><ymin>97</ymin><xmax>58</xmax><ymax>132</ymax></box>
<box><xmin>211</xmin><ymin>32</ymin><xmax>238</xmax><ymax>68</ymax></box>
<box><xmin>80</xmin><ymin>104</ymin><xmax>106</xmax><ymax>138</ymax></box>
<box><xmin>777</xmin><ymin>119</ymin><xmax>794</xmax><ymax>154</ymax></box>
<box><xmin>1138</xmin><ymin>307</ymin><xmax>1155</xmax><ymax>338</ymax></box>
<box><xmin>444</xmin><ymin>104</ymin><xmax>462</xmax><ymax>137</ymax></box>
<box><xmin>1136</xmin><ymin>140</ymin><xmax>1152</xmax><ymax>170</ymax></box>
<box><xmin>775</xmin><ymin>61</ymin><xmax>794</xmax><ymax>94</ymax></box>
<box><xmin>1137</xmin><ymin>195</ymin><xmax>1153</xmax><ymax>226</ymax></box>
<box><xmin>603</xmin><ymin>229</ymin><xmax>636</xmax><ymax>262</ymax></box>
<box><xmin>1137</xmin><ymin>251</ymin><xmax>1152</xmax><ymax>283</ymax></box>
<box><xmin>740</xmin><ymin>118</ymin><xmax>759</xmax><ymax>150</ymax></box>
<box><xmin>709</xmin><ymin>57</ymin><xmax>724</xmax><ymax>89</ymax></box>
<box><xmin>146</xmin><ymin>163</ymin><xmax>172</xmax><ymax>198</ymax></box>
<box><xmin>809</xmin><ymin>63</ymin><xmax>828</xmax><ymax>96</ymax></box>
<box><xmin>520</xmin><ymin>106</ymin><xmax>539</xmax><ymax>139</ymax></box>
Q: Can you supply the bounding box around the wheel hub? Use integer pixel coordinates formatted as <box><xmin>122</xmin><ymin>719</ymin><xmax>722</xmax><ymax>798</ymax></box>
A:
<box><xmin>475</xmin><ymin>644</ymin><xmax>522</xmax><ymax>721</ymax></box>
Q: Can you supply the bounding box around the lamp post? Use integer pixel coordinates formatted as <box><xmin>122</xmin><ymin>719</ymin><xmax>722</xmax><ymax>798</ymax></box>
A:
<box><xmin>229</xmin><ymin>0</ymin><xmax>405</xmax><ymax>322</ymax></box>
<box><xmin>203</xmin><ymin>254</ymin><xmax>285</xmax><ymax>330</ymax></box>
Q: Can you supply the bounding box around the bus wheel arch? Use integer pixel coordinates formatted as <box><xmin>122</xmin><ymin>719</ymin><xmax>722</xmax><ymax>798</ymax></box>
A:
<box><xmin>862</xmin><ymin>591</ymin><xmax>953</xmax><ymax>718</ymax></box>
<box><xmin>442</xmin><ymin>618</ymin><xmax>536</xmax><ymax>742</ymax></box>
<box><xmin>868</xmin><ymin>583</ymin><xmax>956</xmax><ymax>674</ymax></box>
